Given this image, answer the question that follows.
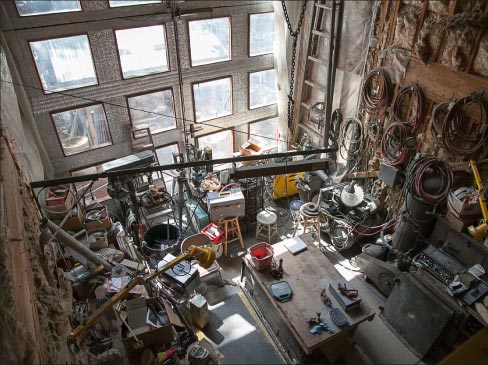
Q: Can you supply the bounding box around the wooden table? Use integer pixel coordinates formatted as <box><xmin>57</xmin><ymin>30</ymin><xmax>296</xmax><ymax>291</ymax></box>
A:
<box><xmin>243</xmin><ymin>234</ymin><xmax>375</xmax><ymax>357</ymax></box>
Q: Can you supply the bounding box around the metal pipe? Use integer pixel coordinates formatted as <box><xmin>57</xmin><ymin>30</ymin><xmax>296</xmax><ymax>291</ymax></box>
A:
<box><xmin>43</xmin><ymin>219</ymin><xmax>113</xmax><ymax>271</ymax></box>
<box><xmin>30</xmin><ymin>148</ymin><xmax>337</xmax><ymax>188</ymax></box>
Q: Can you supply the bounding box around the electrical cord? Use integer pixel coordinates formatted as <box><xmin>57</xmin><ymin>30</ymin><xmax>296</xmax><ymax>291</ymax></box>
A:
<box><xmin>392</xmin><ymin>84</ymin><xmax>425</xmax><ymax>133</ymax></box>
<box><xmin>339</xmin><ymin>118</ymin><xmax>363</xmax><ymax>163</ymax></box>
<box><xmin>430</xmin><ymin>100</ymin><xmax>452</xmax><ymax>143</ymax></box>
<box><xmin>441</xmin><ymin>91</ymin><xmax>488</xmax><ymax>156</ymax></box>
<box><xmin>381</xmin><ymin>122</ymin><xmax>410</xmax><ymax>166</ymax></box>
<box><xmin>360</xmin><ymin>67</ymin><xmax>392</xmax><ymax>116</ymax></box>
<box><xmin>329</xmin><ymin>108</ymin><xmax>342</xmax><ymax>145</ymax></box>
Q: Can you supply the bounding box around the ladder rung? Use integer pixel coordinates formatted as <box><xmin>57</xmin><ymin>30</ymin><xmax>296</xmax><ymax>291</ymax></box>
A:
<box><xmin>301</xmin><ymin>101</ymin><xmax>312</xmax><ymax>110</ymax></box>
<box><xmin>315</xmin><ymin>3</ymin><xmax>332</xmax><ymax>10</ymax></box>
<box><xmin>304</xmin><ymin>79</ymin><xmax>327</xmax><ymax>91</ymax></box>
<box><xmin>308</xmin><ymin>55</ymin><xmax>329</xmax><ymax>66</ymax></box>
<box><xmin>312</xmin><ymin>29</ymin><xmax>330</xmax><ymax>38</ymax></box>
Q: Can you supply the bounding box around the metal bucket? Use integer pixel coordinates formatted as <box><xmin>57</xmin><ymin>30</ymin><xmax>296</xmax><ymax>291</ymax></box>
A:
<box><xmin>142</xmin><ymin>224</ymin><xmax>180</xmax><ymax>258</ymax></box>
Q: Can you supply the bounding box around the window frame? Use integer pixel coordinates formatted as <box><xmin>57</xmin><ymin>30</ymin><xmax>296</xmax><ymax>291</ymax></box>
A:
<box><xmin>15</xmin><ymin>0</ymin><xmax>82</xmax><ymax>17</ymax></box>
<box><xmin>187</xmin><ymin>16</ymin><xmax>232</xmax><ymax>68</ymax></box>
<box><xmin>113</xmin><ymin>24</ymin><xmax>170</xmax><ymax>80</ymax></box>
<box><xmin>49</xmin><ymin>102</ymin><xmax>113</xmax><ymax>157</ymax></box>
<box><xmin>248</xmin><ymin>68</ymin><xmax>277</xmax><ymax>110</ymax></box>
<box><xmin>248</xmin><ymin>11</ymin><xmax>275</xmax><ymax>57</ymax></box>
<box><xmin>248</xmin><ymin>115</ymin><xmax>279</xmax><ymax>150</ymax></box>
<box><xmin>126</xmin><ymin>87</ymin><xmax>177</xmax><ymax>136</ymax></box>
<box><xmin>29</xmin><ymin>33</ymin><xmax>99</xmax><ymax>94</ymax></box>
<box><xmin>195</xmin><ymin>129</ymin><xmax>235</xmax><ymax>167</ymax></box>
<box><xmin>107</xmin><ymin>0</ymin><xmax>162</xmax><ymax>8</ymax></box>
<box><xmin>191</xmin><ymin>75</ymin><xmax>233</xmax><ymax>123</ymax></box>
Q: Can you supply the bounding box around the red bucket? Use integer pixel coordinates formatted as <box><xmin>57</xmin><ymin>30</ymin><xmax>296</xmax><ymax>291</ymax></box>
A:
<box><xmin>249</xmin><ymin>242</ymin><xmax>274</xmax><ymax>271</ymax></box>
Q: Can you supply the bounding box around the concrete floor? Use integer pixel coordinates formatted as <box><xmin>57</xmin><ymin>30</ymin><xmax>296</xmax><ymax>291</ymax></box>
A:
<box><xmin>200</xmin><ymin>206</ymin><xmax>422</xmax><ymax>365</ymax></box>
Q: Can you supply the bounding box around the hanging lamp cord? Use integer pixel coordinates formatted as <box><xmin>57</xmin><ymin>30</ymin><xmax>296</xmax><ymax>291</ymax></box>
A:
<box><xmin>281</xmin><ymin>0</ymin><xmax>308</xmax><ymax>128</ymax></box>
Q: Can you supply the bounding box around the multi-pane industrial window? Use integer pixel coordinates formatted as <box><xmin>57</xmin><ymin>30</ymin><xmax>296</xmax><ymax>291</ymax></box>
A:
<box><xmin>30</xmin><ymin>35</ymin><xmax>97</xmax><ymax>92</ymax></box>
<box><xmin>115</xmin><ymin>25</ymin><xmax>169</xmax><ymax>79</ymax></box>
<box><xmin>155</xmin><ymin>144</ymin><xmax>180</xmax><ymax>184</ymax></box>
<box><xmin>249</xmin><ymin>118</ymin><xmax>278</xmax><ymax>149</ymax></box>
<box><xmin>189</xmin><ymin>17</ymin><xmax>231</xmax><ymax>66</ymax></box>
<box><xmin>197</xmin><ymin>130</ymin><xmax>234</xmax><ymax>169</ymax></box>
<box><xmin>108</xmin><ymin>0</ymin><xmax>162</xmax><ymax>7</ymax></box>
<box><xmin>15</xmin><ymin>0</ymin><xmax>81</xmax><ymax>17</ymax></box>
<box><xmin>72</xmin><ymin>164</ymin><xmax>109</xmax><ymax>201</ymax></box>
<box><xmin>51</xmin><ymin>104</ymin><xmax>112</xmax><ymax>156</ymax></box>
<box><xmin>193</xmin><ymin>77</ymin><xmax>232</xmax><ymax>122</ymax></box>
<box><xmin>249</xmin><ymin>12</ymin><xmax>275</xmax><ymax>56</ymax></box>
<box><xmin>249</xmin><ymin>69</ymin><xmax>277</xmax><ymax>109</ymax></box>
<box><xmin>127</xmin><ymin>89</ymin><xmax>176</xmax><ymax>135</ymax></box>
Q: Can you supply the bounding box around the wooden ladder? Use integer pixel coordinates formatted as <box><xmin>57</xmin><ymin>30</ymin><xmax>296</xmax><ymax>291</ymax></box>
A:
<box><xmin>294</xmin><ymin>0</ymin><xmax>344</xmax><ymax>146</ymax></box>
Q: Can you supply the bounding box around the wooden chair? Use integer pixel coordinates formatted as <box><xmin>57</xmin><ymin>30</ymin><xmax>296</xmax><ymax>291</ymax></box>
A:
<box><xmin>217</xmin><ymin>217</ymin><xmax>244</xmax><ymax>256</ymax></box>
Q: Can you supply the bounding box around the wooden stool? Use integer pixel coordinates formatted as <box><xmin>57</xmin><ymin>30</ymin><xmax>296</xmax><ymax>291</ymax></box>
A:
<box><xmin>256</xmin><ymin>210</ymin><xmax>278</xmax><ymax>243</ymax></box>
<box><xmin>293</xmin><ymin>206</ymin><xmax>321</xmax><ymax>244</ymax></box>
<box><xmin>217</xmin><ymin>217</ymin><xmax>244</xmax><ymax>256</ymax></box>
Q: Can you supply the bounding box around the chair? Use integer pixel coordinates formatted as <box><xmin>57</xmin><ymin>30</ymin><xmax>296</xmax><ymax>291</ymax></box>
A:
<box><xmin>180</xmin><ymin>233</ymin><xmax>224</xmax><ymax>288</ymax></box>
<box><xmin>217</xmin><ymin>217</ymin><xmax>244</xmax><ymax>256</ymax></box>
<box><xmin>256</xmin><ymin>210</ymin><xmax>278</xmax><ymax>243</ymax></box>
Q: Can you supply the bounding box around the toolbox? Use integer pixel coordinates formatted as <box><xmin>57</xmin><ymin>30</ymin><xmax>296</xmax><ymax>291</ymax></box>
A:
<box><xmin>207</xmin><ymin>187</ymin><xmax>245</xmax><ymax>221</ymax></box>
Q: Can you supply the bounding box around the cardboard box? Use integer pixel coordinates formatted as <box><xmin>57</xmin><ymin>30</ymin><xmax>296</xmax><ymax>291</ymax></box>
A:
<box><xmin>85</xmin><ymin>205</ymin><xmax>111</xmax><ymax>231</ymax></box>
<box><xmin>448</xmin><ymin>190</ymin><xmax>482</xmax><ymax>218</ymax></box>
<box><xmin>55</xmin><ymin>204</ymin><xmax>83</xmax><ymax>231</ymax></box>
<box><xmin>122</xmin><ymin>297</ymin><xmax>173</xmax><ymax>355</ymax></box>
<box><xmin>239</xmin><ymin>139</ymin><xmax>262</xmax><ymax>166</ymax></box>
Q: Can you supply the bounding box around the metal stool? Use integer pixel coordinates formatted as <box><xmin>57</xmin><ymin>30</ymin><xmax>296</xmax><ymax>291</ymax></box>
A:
<box><xmin>256</xmin><ymin>210</ymin><xmax>278</xmax><ymax>243</ymax></box>
<box><xmin>293</xmin><ymin>202</ymin><xmax>321</xmax><ymax>243</ymax></box>
<box><xmin>217</xmin><ymin>217</ymin><xmax>244</xmax><ymax>256</ymax></box>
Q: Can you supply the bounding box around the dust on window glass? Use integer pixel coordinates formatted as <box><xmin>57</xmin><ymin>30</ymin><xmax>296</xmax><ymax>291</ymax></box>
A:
<box><xmin>128</xmin><ymin>90</ymin><xmax>176</xmax><ymax>134</ymax></box>
<box><xmin>156</xmin><ymin>144</ymin><xmax>180</xmax><ymax>183</ymax></box>
<box><xmin>197</xmin><ymin>130</ymin><xmax>234</xmax><ymax>169</ymax></box>
<box><xmin>250</xmin><ymin>118</ymin><xmax>278</xmax><ymax>149</ymax></box>
<box><xmin>30</xmin><ymin>35</ymin><xmax>97</xmax><ymax>92</ymax></box>
<box><xmin>52</xmin><ymin>104</ymin><xmax>112</xmax><ymax>156</ymax></box>
<box><xmin>250</xmin><ymin>12</ymin><xmax>275</xmax><ymax>56</ymax></box>
<box><xmin>115</xmin><ymin>25</ymin><xmax>168</xmax><ymax>78</ymax></box>
<box><xmin>193</xmin><ymin>77</ymin><xmax>232</xmax><ymax>122</ymax></box>
<box><xmin>16</xmin><ymin>0</ymin><xmax>81</xmax><ymax>16</ymax></box>
<box><xmin>249</xmin><ymin>69</ymin><xmax>277</xmax><ymax>109</ymax></box>
<box><xmin>189</xmin><ymin>17</ymin><xmax>231</xmax><ymax>66</ymax></box>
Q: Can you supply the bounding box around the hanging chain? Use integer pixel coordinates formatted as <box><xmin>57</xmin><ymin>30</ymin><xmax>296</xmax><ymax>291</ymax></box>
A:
<box><xmin>281</xmin><ymin>0</ymin><xmax>308</xmax><ymax>128</ymax></box>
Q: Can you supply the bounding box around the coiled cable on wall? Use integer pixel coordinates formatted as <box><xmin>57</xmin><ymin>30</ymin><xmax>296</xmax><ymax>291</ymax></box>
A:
<box><xmin>405</xmin><ymin>157</ymin><xmax>453</xmax><ymax>206</ymax></box>
<box><xmin>441</xmin><ymin>92</ymin><xmax>488</xmax><ymax>156</ymax></box>
<box><xmin>329</xmin><ymin>108</ymin><xmax>342</xmax><ymax>145</ymax></box>
<box><xmin>360</xmin><ymin>67</ymin><xmax>392</xmax><ymax>116</ymax></box>
<box><xmin>381</xmin><ymin>122</ymin><xmax>409</xmax><ymax>166</ymax></box>
<box><xmin>339</xmin><ymin>118</ymin><xmax>363</xmax><ymax>162</ymax></box>
<box><xmin>430</xmin><ymin>101</ymin><xmax>452</xmax><ymax>143</ymax></box>
<box><xmin>392</xmin><ymin>84</ymin><xmax>425</xmax><ymax>133</ymax></box>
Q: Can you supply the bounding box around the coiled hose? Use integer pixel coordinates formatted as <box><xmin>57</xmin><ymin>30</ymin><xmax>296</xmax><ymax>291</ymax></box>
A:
<box><xmin>392</xmin><ymin>84</ymin><xmax>425</xmax><ymax>133</ymax></box>
<box><xmin>441</xmin><ymin>92</ymin><xmax>488</xmax><ymax>156</ymax></box>
<box><xmin>360</xmin><ymin>67</ymin><xmax>392</xmax><ymax>116</ymax></box>
<box><xmin>381</xmin><ymin>122</ymin><xmax>410</xmax><ymax>166</ymax></box>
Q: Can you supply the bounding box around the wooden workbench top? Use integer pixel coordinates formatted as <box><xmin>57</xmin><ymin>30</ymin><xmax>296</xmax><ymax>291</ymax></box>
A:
<box><xmin>244</xmin><ymin>234</ymin><xmax>375</xmax><ymax>355</ymax></box>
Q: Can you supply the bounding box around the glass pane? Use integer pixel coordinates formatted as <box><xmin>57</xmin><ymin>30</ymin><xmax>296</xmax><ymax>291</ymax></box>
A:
<box><xmin>156</xmin><ymin>144</ymin><xmax>179</xmax><ymax>183</ymax></box>
<box><xmin>249</xmin><ymin>118</ymin><xmax>278</xmax><ymax>149</ymax></box>
<box><xmin>189</xmin><ymin>17</ymin><xmax>230</xmax><ymax>66</ymax></box>
<box><xmin>198</xmin><ymin>130</ymin><xmax>233</xmax><ymax>169</ymax></box>
<box><xmin>16</xmin><ymin>0</ymin><xmax>81</xmax><ymax>16</ymax></box>
<box><xmin>193</xmin><ymin>77</ymin><xmax>232</xmax><ymax>122</ymax></box>
<box><xmin>249</xmin><ymin>69</ymin><xmax>277</xmax><ymax>109</ymax></box>
<box><xmin>30</xmin><ymin>35</ymin><xmax>97</xmax><ymax>92</ymax></box>
<box><xmin>115</xmin><ymin>25</ymin><xmax>168</xmax><ymax>78</ymax></box>
<box><xmin>52</xmin><ymin>104</ymin><xmax>112</xmax><ymax>156</ymax></box>
<box><xmin>72</xmin><ymin>165</ymin><xmax>109</xmax><ymax>201</ymax></box>
<box><xmin>109</xmin><ymin>0</ymin><xmax>161</xmax><ymax>7</ymax></box>
<box><xmin>250</xmin><ymin>12</ymin><xmax>275</xmax><ymax>56</ymax></box>
<box><xmin>128</xmin><ymin>89</ymin><xmax>176</xmax><ymax>134</ymax></box>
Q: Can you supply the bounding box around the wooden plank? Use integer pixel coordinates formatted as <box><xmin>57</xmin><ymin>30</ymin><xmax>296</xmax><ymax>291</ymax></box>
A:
<box><xmin>244</xmin><ymin>235</ymin><xmax>375</xmax><ymax>355</ymax></box>
<box><xmin>439</xmin><ymin>327</ymin><xmax>488</xmax><ymax>365</ymax></box>
<box><xmin>465</xmin><ymin>2</ymin><xmax>488</xmax><ymax>73</ymax></box>
<box><xmin>412</xmin><ymin>0</ymin><xmax>428</xmax><ymax>47</ymax></box>
<box><xmin>404</xmin><ymin>58</ymin><xmax>488</xmax><ymax>103</ymax></box>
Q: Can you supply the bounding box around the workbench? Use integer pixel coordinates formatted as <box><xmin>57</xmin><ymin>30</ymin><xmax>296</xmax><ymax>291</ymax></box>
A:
<box><xmin>241</xmin><ymin>234</ymin><xmax>375</xmax><ymax>362</ymax></box>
